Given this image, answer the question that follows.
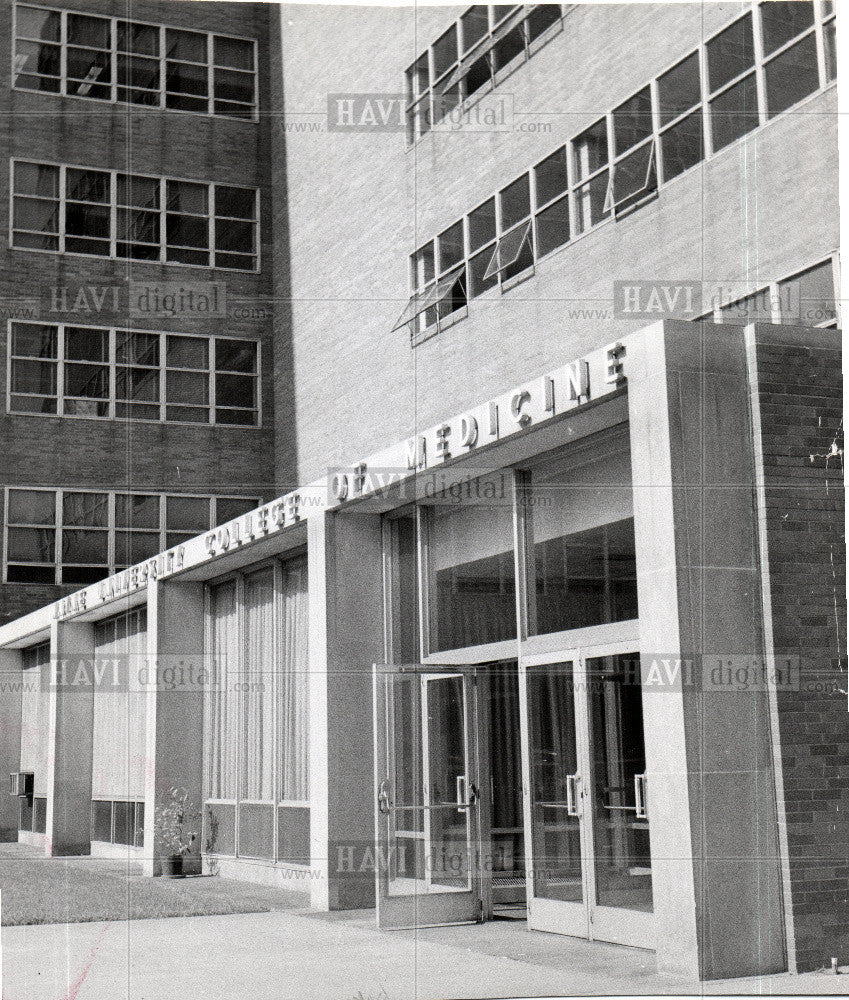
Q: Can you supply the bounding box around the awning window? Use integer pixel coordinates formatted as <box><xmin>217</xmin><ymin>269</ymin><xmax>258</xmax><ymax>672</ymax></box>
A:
<box><xmin>392</xmin><ymin>264</ymin><xmax>465</xmax><ymax>331</ymax></box>
<box><xmin>483</xmin><ymin>219</ymin><xmax>532</xmax><ymax>281</ymax></box>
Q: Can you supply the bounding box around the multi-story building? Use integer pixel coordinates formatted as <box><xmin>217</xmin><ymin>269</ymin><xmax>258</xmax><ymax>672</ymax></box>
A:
<box><xmin>0</xmin><ymin>0</ymin><xmax>279</xmax><ymax>625</ymax></box>
<box><xmin>0</xmin><ymin>0</ymin><xmax>844</xmax><ymax>986</ymax></box>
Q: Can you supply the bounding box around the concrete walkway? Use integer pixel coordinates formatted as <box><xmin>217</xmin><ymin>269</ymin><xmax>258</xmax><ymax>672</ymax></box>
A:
<box><xmin>2</xmin><ymin>906</ymin><xmax>846</xmax><ymax>1000</ymax></box>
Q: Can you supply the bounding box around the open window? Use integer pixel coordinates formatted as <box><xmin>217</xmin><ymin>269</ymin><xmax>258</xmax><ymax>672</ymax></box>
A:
<box><xmin>392</xmin><ymin>265</ymin><xmax>467</xmax><ymax>336</ymax></box>
<box><xmin>606</xmin><ymin>87</ymin><xmax>658</xmax><ymax>217</ymax></box>
<box><xmin>482</xmin><ymin>220</ymin><xmax>532</xmax><ymax>282</ymax></box>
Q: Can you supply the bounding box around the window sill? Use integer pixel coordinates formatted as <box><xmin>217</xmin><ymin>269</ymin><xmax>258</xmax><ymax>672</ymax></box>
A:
<box><xmin>501</xmin><ymin>265</ymin><xmax>535</xmax><ymax>293</ymax></box>
<box><xmin>411</xmin><ymin>305</ymin><xmax>468</xmax><ymax>347</ymax></box>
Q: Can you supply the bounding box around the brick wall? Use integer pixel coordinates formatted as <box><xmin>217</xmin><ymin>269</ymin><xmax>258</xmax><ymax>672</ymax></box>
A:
<box><xmin>755</xmin><ymin>329</ymin><xmax>848</xmax><ymax>972</ymax></box>
<box><xmin>0</xmin><ymin>0</ymin><xmax>281</xmax><ymax>621</ymax></box>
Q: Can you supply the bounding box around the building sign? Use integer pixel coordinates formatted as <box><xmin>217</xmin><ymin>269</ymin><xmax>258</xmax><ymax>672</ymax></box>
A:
<box><xmin>44</xmin><ymin>341</ymin><xmax>626</xmax><ymax>623</ymax></box>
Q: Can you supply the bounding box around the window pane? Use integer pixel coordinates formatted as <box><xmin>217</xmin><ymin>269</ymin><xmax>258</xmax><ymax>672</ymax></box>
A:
<box><xmin>117</xmin><ymin>332</ymin><xmax>159</xmax><ymax>366</ymax></box>
<box><xmin>438</xmin><ymin>221</ymin><xmax>464</xmax><ymax>273</ymax></box>
<box><xmin>710</xmin><ymin>73</ymin><xmax>759</xmax><ymax>151</ymax></box>
<box><xmin>214</xmin><ymin>218</ymin><xmax>254</xmax><ymax>253</ymax></box>
<box><xmin>66</xmin><ymin>48</ymin><xmax>111</xmax><ymax>97</ymax></box>
<box><xmin>779</xmin><ymin>260</ymin><xmax>837</xmax><ymax>326</ymax></box>
<box><xmin>62</xmin><ymin>529</ymin><xmax>108</xmax><ymax>563</ymax></box>
<box><xmin>214</xmin><ymin>36</ymin><xmax>254</xmax><ymax>70</ymax></box>
<box><xmin>14</xmin><ymin>196</ymin><xmax>59</xmax><ymax>233</ymax></box>
<box><xmin>573</xmin><ymin>119</ymin><xmax>608</xmax><ymax>180</ymax></box>
<box><xmin>66</xmin><ymin>169</ymin><xmax>110</xmax><ymax>203</ymax></box>
<box><xmin>215</xmin><ymin>497</ymin><xmax>257</xmax><ymax>523</ymax></box>
<box><xmin>117</xmin><ymin>21</ymin><xmax>159</xmax><ymax>56</ymax></box>
<box><xmin>461</xmin><ymin>7</ymin><xmax>489</xmax><ymax>52</ymax></box>
<box><xmin>63</xmin><ymin>491</ymin><xmax>108</xmax><ymax>527</ymax></box>
<box><xmin>115</xmin><ymin>531</ymin><xmax>161</xmax><ymax>566</ymax></box>
<box><xmin>11</xmin><ymin>359</ymin><xmax>56</xmax><ymax>396</ymax></box>
<box><xmin>167</xmin><ymin>214</ymin><xmax>208</xmax><ymax>248</ymax></box>
<box><xmin>215</xmin><ymin>374</ymin><xmax>255</xmax><ymax>408</ymax></box>
<box><xmin>216</xmin><ymin>186</ymin><xmax>255</xmax><ymax>220</ymax></box>
<box><xmin>17</xmin><ymin>6</ymin><xmax>60</xmax><ymax>41</ymax></box>
<box><xmin>464</xmin><ymin>53</ymin><xmax>491</xmax><ymax>98</ymax></box>
<box><xmin>764</xmin><ymin>34</ymin><xmax>819</xmax><ymax>119</ymax></box>
<box><xmin>535</xmin><ymin>194</ymin><xmax>570</xmax><ymax>258</ymax></box>
<box><xmin>661</xmin><ymin>109</ymin><xmax>704</xmax><ymax>182</ymax></box>
<box><xmin>574</xmin><ymin>171</ymin><xmax>610</xmax><ymax>233</ymax></box>
<box><xmin>66</xmin><ymin>203</ymin><xmax>110</xmax><ymax>241</ymax></box>
<box><xmin>166</xmin><ymin>29</ymin><xmax>207</xmax><ymax>63</ymax></box>
<box><xmin>14</xmin><ymin>162</ymin><xmax>59</xmax><ymax>198</ymax></box>
<box><xmin>7</xmin><ymin>527</ymin><xmax>54</xmax><ymax>563</ymax></box>
<box><xmin>468</xmin><ymin>198</ymin><xmax>496</xmax><ymax>252</ymax></box>
<box><xmin>528</xmin><ymin>446</ymin><xmax>636</xmax><ymax>635</ymax></box>
<box><xmin>432</xmin><ymin>25</ymin><xmax>458</xmax><ymax>80</ymax></box>
<box><xmin>534</xmin><ymin>147</ymin><xmax>569</xmax><ymax>208</ymax></box>
<box><xmin>117</xmin><ymin>175</ymin><xmax>159</xmax><ymax>209</ymax></box>
<box><xmin>166</xmin><ymin>495</ymin><xmax>209</xmax><ymax>531</ymax></box>
<box><xmin>15</xmin><ymin>40</ymin><xmax>60</xmax><ymax>88</ymax></box>
<box><xmin>12</xmin><ymin>324</ymin><xmax>57</xmax><ymax>358</ymax></box>
<box><xmin>493</xmin><ymin>25</ymin><xmax>525</xmax><ymax>73</ymax></box>
<box><xmin>469</xmin><ymin>245</ymin><xmax>498</xmax><ymax>298</ymax></box>
<box><xmin>216</xmin><ymin>339</ymin><xmax>257</xmax><ymax>373</ymax></box>
<box><xmin>167</xmin><ymin>371</ymin><xmax>209</xmax><ymax>405</ymax></box>
<box><xmin>8</xmin><ymin>489</ymin><xmax>55</xmax><ymax>525</ymax></box>
<box><xmin>500</xmin><ymin>174</ymin><xmax>531</xmax><ymax>231</ymax></box>
<box><xmin>612</xmin><ymin>142</ymin><xmax>657</xmax><ymax>206</ymax></box>
<box><xmin>612</xmin><ymin>87</ymin><xmax>652</xmax><ymax>156</ymax></box>
<box><xmin>527</xmin><ymin>4</ymin><xmax>561</xmax><ymax>43</ymax></box>
<box><xmin>65</xmin><ymin>363</ymin><xmax>108</xmax><ymax>399</ymax></box>
<box><xmin>427</xmin><ymin>479</ymin><xmax>516</xmax><ymax>652</ymax></box>
<box><xmin>116</xmin><ymin>493</ymin><xmax>160</xmax><ymax>529</ymax></box>
<box><xmin>760</xmin><ymin>0</ymin><xmax>814</xmax><ymax>57</ymax></box>
<box><xmin>167</xmin><ymin>181</ymin><xmax>208</xmax><ymax>215</ymax></box>
<box><xmin>116</xmin><ymin>366</ymin><xmax>160</xmax><ymax>402</ymax></box>
<box><xmin>67</xmin><ymin>14</ymin><xmax>110</xmax><ymax>48</ymax></box>
<box><xmin>167</xmin><ymin>336</ymin><xmax>208</xmax><ymax>369</ymax></box>
<box><xmin>707</xmin><ymin>14</ymin><xmax>755</xmax><ymax>93</ymax></box>
<box><xmin>214</xmin><ymin>69</ymin><xmax>253</xmax><ymax>106</ymax></box>
<box><xmin>658</xmin><ymin>52</ymin><xmax>701</xmax><ymax>126</ymax></box>
<box><xmin>66</xmin><ymin>327</ymin><xmax>108</xmax><ymax>361</ymax></box>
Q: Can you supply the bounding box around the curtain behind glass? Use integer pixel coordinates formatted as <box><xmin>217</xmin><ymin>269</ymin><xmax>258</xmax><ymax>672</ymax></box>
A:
<box><xmin>280</xmin><ymin>557</ymin><xmax>309</xmax><ymax>801</ymax></box>
<box><xmin>91</xmin><ymin>609</ymin><xmax>147</xmax><ymax>799</ymax></box>
<box><xmin>243</xmin><ymin>568</ymin><xmax>274</xmax><ymax>801</ymax></box>
<box><xmin>208</xmin><ymin>580</ymin><xmax>239</xmax><ymax>798</ymax></box>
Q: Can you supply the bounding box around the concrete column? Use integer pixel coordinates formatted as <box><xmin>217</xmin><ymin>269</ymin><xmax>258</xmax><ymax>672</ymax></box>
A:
<box><xmin>142</xmin><ymin>581</ymin><xmax>205</xmax><ymax>876</ymax></box>
<box><xmin>0</xmin><ymin>649</ymin><xmax>23</xmax><ymax>841</ymax></box>
<box><xmin>309</xmin><ymin>509</ymin><xmax>383</xmax><ymax>910</ymax></box>
<box><xmin>626</xmin><ymin>319</ymin><xmax>784</xmax><ymax>980</ymax></box>
<box><xmin>45</xmin><ymin>620</ymin><xmax>95</xmax><ymax>857</ymax></box>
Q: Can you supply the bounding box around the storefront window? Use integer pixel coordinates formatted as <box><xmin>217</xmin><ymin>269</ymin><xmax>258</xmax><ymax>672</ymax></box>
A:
<box><xmin>426</xmin><ymin>473</ymin><xmax>516</xmax><ymax>653</ymax></box>
<box><xmin>526</xmin><ymin>439</ymin><xmax>637</xmax><ymax>636</ymax></box>
<box><xmin>205</xmin><ymin>554</ymin><xmax>309</xmax><ymax>864</ymax></box>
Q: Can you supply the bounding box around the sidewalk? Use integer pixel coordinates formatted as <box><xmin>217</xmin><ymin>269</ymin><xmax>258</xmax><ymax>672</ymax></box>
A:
<box><xmin>2</xmin><ymin>906</ymin><xmax>846</xmax><ymax>1000</ymax></box>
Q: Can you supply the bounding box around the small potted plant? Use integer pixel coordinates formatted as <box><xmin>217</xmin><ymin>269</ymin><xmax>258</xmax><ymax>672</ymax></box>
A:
<box><xmin>154</xmin><ymin>786</ymin><xmax>198</xmax><ymax>877</ymax></box>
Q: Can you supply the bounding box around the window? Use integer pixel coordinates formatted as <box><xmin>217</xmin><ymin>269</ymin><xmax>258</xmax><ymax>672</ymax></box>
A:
<box><xmin>658</xmin><ymin>53</ymin><xmax>703</xmax><ymax>182</ymax></box>
<box><xmin>14</xmin><ymin>5</ymin><xmax>257</xmax><ymax>119</ymax></box>
<box><xmin>12</xmin><ymin>161</ymin><xmax>258</xmax><ymax>271</ymax></box>
<box><xmin>760</xmin><ymin>1</ymin><xmax>819</xmax><ymax>119</ymax></box>
<box><xmin>399</xmin><ymin>4</ymin><xmax>836</xmax><ymax>337</ymax></box>
<box><xmin>4</xmin><ymin>489</ymin><xmax>262</xmax><ymax>584</ymax></box>
<box><xmin>9</xmin><ymin>323</ymin><xmax>260</xmax><ymax>425</ymax></box>
<box><xmin>205</xmin><ymin>556</ymin><xmax>310</xmax><ymax>864</ymax></box>
<box><xmin>405</xmin><ymin>5</ymin><xmax>564</xmax><ymax>143</ymax></box>
<box><xmin>779</xmin><ymin>259</ymin><xmax>839</xmax><ymax>327</ymax></box>
<box><xmin>608</xmin><ymin>87</ymin><xmax>657</xmax><ymax>213</ymax></box>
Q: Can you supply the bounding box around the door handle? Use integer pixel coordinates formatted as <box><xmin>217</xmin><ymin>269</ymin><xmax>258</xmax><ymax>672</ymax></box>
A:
<box><xmin>566</xmin><ymin>774</ymin><xmax>580</xmax><ymax>817</ymax></box>
<box><xmin>378</xmin><ymin>778</ymin><xmax>392</xmax><ymax>815</ymax></box>
<box><xmin>634</xmin><ymin>773</ymin><xmax>648</xmax><ymax>820</ymax></box>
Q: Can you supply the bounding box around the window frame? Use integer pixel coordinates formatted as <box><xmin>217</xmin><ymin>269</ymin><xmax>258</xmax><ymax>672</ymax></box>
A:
<box><xmin>7</xmin><ymin>320</ymin><xmax>261</xmax><ymax>427</ymax></box>
<box><xmin>3</xmin><ymin>487</ymin><xmax>262</xmax><ymax>585</ymax></box>
<box><xmin>12</xmin><ymin>2</ymin><xmax>258</xmax><ymax>121</ymax></box>
<box><xmin>10</xmin><ymin>158</ymin><xmax>260</xmax><ymax>272</ymax></box>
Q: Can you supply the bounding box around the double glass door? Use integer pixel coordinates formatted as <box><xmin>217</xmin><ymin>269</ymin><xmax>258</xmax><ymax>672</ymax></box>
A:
<box><xmin>522</xmin><ymin>642</ymin><xmax>653</xmax><ymax>949</ymax></box>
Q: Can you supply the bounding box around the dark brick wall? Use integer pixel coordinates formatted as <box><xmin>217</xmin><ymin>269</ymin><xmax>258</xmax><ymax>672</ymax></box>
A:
<box><xmin>0</xmin><ymin>0</ymin><xmax>281</xmax><ymax>621</ymax></box>
<box><xmin>756</xmin><ymin>332</ymin><xmax>848</xmax><ymax>972</ymax></box>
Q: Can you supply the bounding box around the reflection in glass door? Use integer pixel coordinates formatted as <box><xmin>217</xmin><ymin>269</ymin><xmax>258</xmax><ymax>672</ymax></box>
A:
<box><xmin>521</xmin><ymin>644</ymin><xmax>654</xmax><ymax>949</ymax></box>
<box><xmin>374</xmin><ymin>665</ymin><xmax>482</xmax><ymax>929</ymax></box>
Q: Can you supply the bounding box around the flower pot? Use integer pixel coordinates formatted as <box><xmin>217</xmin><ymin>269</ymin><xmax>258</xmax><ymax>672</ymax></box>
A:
<box><xmin>160</xmin><ymin>853</ymin><xmax>185</xmax><ymax>878</ymax></box>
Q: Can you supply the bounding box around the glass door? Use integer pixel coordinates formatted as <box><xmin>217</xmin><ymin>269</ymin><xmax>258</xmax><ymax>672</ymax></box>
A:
<box><xmin>374</xmin><ymin>664</ymin><xmax>483</xmax><ymax>928</ymax></box>
<box><xmin>520</xmin><ymin>642</ymin><xmax>654</xmax><ymax>949</ymax></box>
